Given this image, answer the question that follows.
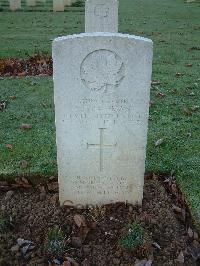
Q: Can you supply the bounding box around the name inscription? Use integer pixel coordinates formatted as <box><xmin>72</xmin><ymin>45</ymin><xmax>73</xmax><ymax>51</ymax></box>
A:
<box><xmin>64</xmin><ymin>97</ymin><xmax>141</xmax><ymax>125</ymax></box>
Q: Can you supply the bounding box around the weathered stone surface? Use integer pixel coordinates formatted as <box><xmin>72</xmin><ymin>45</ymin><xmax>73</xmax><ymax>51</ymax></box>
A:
<box><xmin>53</xmin><ymin>32</ymin><xmax>153</xmax><ymax>206</ymax></box>
<box><xmin>10</xmin><ymin>0</ymin><xmax>21</xmax><ymax>11</ymax></box>
<box><xmin>85</xmin><ymin>0</ymin><xmax>118</xmax><ymax>33</ymax></box>
<box><xmin>53</xmin><ymin>0</ymin><xmax>64</xmax><ymax>11</ymax></box>
<box><xmin>26</xmin><ymin>0</ymin><xmax>36</xmax><ymax>7</ymax></box>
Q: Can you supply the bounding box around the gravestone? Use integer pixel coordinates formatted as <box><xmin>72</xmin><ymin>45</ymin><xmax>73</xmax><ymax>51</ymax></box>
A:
<box><xmin>26</xmin><ymin>0</ymin><xmax>36</xmax><ymax>7</ymax></box>
<box><xmin>10</xmin><ymin>0</ymin><xmax>21</xmax><ymax>11</ymax></box>
<box><xmin>53</xmin><ymin>0</ymin><xmax>153</xmax><ymax>206</ymax></box>
<box><xmin>64</xmin><ymin>0</ymin><xmax>77</xmax><ymax>6</ymax></box>
<box><xmin>85</xmin><ymin>0</ymin><xmax>118</xmax><ymax>32</ymax></box>
<box><xmin>64</xmin><ymin>0</ymin><xmax>71</xmax><ymax>6</ymax></box>
<box><xmin>53</xmin><ymin>0</ymin><xmax>64</xmax><ymax>11</ymax></box>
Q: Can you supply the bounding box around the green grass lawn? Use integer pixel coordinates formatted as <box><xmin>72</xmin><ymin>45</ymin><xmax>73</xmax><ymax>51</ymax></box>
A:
<box><xmin>0</xmin><ymin>0</ymin><xmax>200</xmax><ymax>229</ymax></box>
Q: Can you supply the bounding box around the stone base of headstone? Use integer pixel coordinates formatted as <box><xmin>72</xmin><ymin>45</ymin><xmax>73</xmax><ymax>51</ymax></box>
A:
<box><xmin>10</xmin><ymin>0</ymin><xmax>21</xmax><ymax>11</ymax></box>
<box><xmin>53</xmin><ymin>0</ymin><xmax>65</xmax><ymax>11</ymax></box>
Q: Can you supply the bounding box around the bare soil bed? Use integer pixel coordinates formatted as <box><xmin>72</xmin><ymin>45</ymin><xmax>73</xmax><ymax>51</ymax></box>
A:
<box><xmin>0</xmin><ymin>175</ymin><xmax>199</xmax><ymax>266</ymax></box>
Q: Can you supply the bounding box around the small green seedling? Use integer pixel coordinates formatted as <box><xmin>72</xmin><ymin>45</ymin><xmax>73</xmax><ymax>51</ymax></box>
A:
<box><xmin>0</xmin><ymin>215</ymin><xmax>9</xmax><ymax>233</ymax></box>
<box><xmin>44</xmin><ymin>226</ymin><xmax>67</xmax><ymax>259</ymax></box>
<box><xmin>120</xmin><ymin>222</ymin><xmax>144</xmax><ymax>250</ymax></box>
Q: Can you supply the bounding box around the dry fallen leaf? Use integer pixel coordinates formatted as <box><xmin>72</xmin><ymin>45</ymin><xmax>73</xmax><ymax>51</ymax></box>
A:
<box><xmin>9</xmin><ymin>95</ymin><xmax>17</xmax><ymax>100</ymax></box>
<box><xmin>47</xmin><ymin>182</ymin><xmax>58</xmax><ymax>192</ymax></box>
<box><xmin>20</xmin><ymin>160</ymin><xmax>28</xmax><ymax>168</ymax></box>
<box><xmin>62</xmin><ymin>261</ymin><xmax>71</xmax><ymax>266</ymax></box>
<box><xmin>175</xmin><ymin>251</ymin><xmax>184</xmax><ymax>264</ymax></box>
<box><xmin>20</xmin><ymin>123</ymin><xmax>32</xmax><ymax>129</ymax></box>
<box><xmin>172</xmin><ymin>205</ymin><xmax>182</xmax><ymax>213</ymax></box>
<box><xmin>14</xmin><ymin>177</ymin><xmax>31</xmax><ymax>188</ymax></box>
<box><xmin>182</xmin><ymin>107</ymin><xmax>193</xmax><ymax>116</ymax></box>
<box><xmin>74</xmin><ymin>214</ymin><xmax>87</xmax><ymax>228</ymax></box>
<box><xmin>188</xmin><ymin>227</ymin><xmax>194</xmax><ymax>238</ymax></box>
<box><xmin>65</xmin><ymin>257</ymin><xmax>79</xmax><ymax>266</ymax></box>
<box><xmin>79</xmin><ymin>225</ymin><xmax>90</xmax><ymax>241</ymax></box>
<box><xmin>5</xmin><ymin>144</ymin><xmax>13</xmax><ymax>150</ymax></box>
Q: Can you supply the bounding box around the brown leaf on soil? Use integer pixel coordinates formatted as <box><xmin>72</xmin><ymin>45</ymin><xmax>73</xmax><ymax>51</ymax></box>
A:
<box><xmin>47</xmin><ymin>182</ymin><xmax>58</xmax><ymax>192</ymax></box>
<box><xmin>152</xmin><ymin>173</ymin><xmax>158</xmax><ymax>180</ymax></box>
<box><xmin>50</xmin><ymin>194</ymin><xmax>59</xmax><ymax>205</ymax></box>
<box><xmin>74</xmin><ymin>214</ymin><xmax>87</xmax><ymax>228</ymax></box>
<box><xmin>65</xmin><ymin>257</ymin><xmax>79</xmax><ymax>266</ymax></box>
<box><xmin>175</xmin><ymin>251</ymin><xmax>184</xmax><ymax>264</ymax></box>
<box><xmin>18</xmin><ymin>71</ymin><xmax>26</xmax><ymax>77</ymax></box>
<box><xmin>172</xmin><ymin>205</ymin><xmax>182</xmax><ymax>213</ymax></box>
<box><xmin>62</xmin><ymin>261</ymin><xmax>71</xmax><ymax>266</ymax></box>
<box><xmin>188</xmin><ymin>227</ymin><xmax>194</xmax><ymax>238</ymax></box>
<box><xmin>5</xmin><ymin>144</ymin><xmax>13</xmax><ymax>150</ymax></box>
<box><xmin>155</xmin><ymin>138</ymin><xmax>164</xmax><ymax>147</ymax></box>
<box><xmin>9</xmin><ymin>95</ymin><xmax>17</xmax><ymax>100</ymax></box>
<box><xmin>20</xmin><ymin>160</ymin><xmax>28</xmax><ymax>168</ymax></box>
<box><xmin>20</xmin><ymin>123</ymin><xmax>32</xmax><ymax>129</ymax></box>
<box><xmin>79</xmin><ymin>225</ymin><xmax>90</xmax><ymax>241</ymax></box>
<box><xmin>14</xmin><ymin>177</ymin><xmax>31</xmax><ymax>188</ymax></box>
<box><xmin>182</xmin><ymin>107</ymin><xmax>193</xmax><ymax>116</ymax></box>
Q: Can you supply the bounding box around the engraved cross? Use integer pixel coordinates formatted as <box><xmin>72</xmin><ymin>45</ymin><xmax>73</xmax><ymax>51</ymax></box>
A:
<box><xmin>87</xmin><ymin>128</ymin><xmax>117</xmax><ymax>172</ymax></box>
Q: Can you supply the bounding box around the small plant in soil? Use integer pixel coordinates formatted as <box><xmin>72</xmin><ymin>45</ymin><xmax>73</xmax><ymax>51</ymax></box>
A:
<box><xmin>120</xmin><ymin>222</ymin><xmax>144</xmax><ymax>250</ymax></box>
<box><xmin>44</xmin><ymin>226</ymin><xmax>67</xmax><ymax>260</ymax></box>
<box><xmin>0</xmin><ymin>215</ymin><xmax>9</xmax><ymax>233</ymax></box>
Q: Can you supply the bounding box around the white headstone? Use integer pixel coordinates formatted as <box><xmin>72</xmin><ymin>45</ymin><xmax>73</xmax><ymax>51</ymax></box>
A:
<box><xmin>10</xmin><ymin>0</ymin><xmax>21</xmax><ymax>11</ymax></box>
<box><xmin>64</xmin><ymin>0</ymin><xmax>70</xmax><ymax>6</ymax></box>
<box><xmin>64</xmin><ymin>0</ymin><xmax>77</xmax><ymax>6</ymax></box>
<box><xmin>26</xmin><ymin>0</ymin><xmax>36</xmax><ymax>7</ymax></box>
<box><xmin>53</xmin><ymin>0</ymin><xmax>153</xmax><ymax>207</ymax></box>
<box><xmin>53</xmin><ymin>0</ymin><xmax>64</xmax><ymax>11</ymax></box>
<box><xmin>85</xmin><ymin>0</ymin><xmax>118</xmax><ymax>33</ymax></box>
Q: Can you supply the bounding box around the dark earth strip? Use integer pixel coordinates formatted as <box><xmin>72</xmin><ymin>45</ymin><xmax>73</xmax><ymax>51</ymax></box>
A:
<box><xmin>0</xmin><ymin>174</ymin><xmax>199</xmax><ymax>265</ymax></box>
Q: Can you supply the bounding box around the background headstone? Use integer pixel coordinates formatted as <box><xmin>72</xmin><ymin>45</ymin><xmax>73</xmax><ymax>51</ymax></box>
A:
<box><xmin>85</xmin><ymin>0</ymin><xmax>118</xmax><ymax>32</ymax></box>
<box><xmin>26</xmin><ymin>0</ymin><xmax>36</xmax><ymax>7</ymax></box>
<box><xmin>10</xmin><ymin>0</ymin><xmax>21</xmax><ymax>11</ymax></box>
<box><xmin>53</xmin><ymin>0</ymin><xmax>64</xmax><ymax>11</ymax></box>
